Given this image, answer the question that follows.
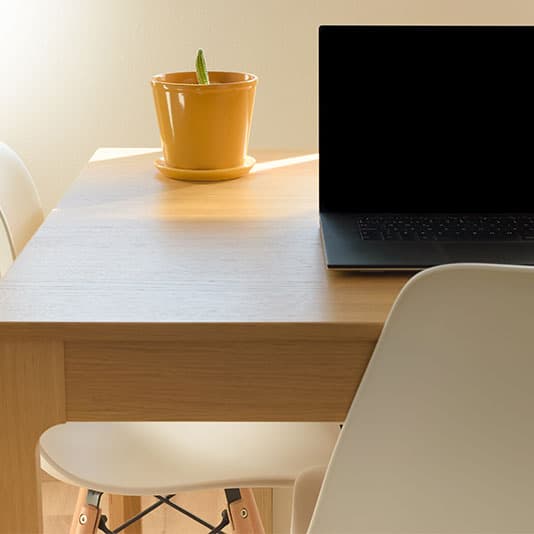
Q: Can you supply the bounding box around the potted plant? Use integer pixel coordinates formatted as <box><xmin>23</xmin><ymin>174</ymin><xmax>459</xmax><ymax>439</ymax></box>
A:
<box><xmin>152</xmin><ymin>49</ymin><xmax>258</xmax><ymax>181</ymax></box>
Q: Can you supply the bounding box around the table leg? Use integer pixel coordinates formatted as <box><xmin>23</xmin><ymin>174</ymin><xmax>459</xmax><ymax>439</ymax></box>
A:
<box><xmin>108</xmin><ymin>495</ymin><xmax>142</xmax><ymax>533</ymax></box>
<box><xmin>252</xmin><ymin>489</ymin><xmax>273</xmax><ymax>534</ymax></box>
<box><xmin>0</xmin><ymin>339</ymin><xmax>66</xmax><ymax>534</ymax></box>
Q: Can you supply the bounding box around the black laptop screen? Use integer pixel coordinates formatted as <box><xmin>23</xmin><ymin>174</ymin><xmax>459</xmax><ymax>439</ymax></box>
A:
<box><xmin>319</xmin><ymin>26</ymin><xmax>534</xmax><ymax>213</ymax></box>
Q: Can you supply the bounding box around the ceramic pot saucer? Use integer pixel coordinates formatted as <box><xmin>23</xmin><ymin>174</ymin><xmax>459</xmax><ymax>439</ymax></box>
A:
<box><xmin>154</xmin><ymin>156</ymin><xmax>256</xmax><ymax>182</ymax></box>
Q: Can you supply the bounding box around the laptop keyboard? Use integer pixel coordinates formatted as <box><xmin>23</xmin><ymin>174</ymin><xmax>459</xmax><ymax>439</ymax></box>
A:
<box><xmin>357</xmin><ymin>215</ymin><xmax>534</xmax><ymax>241</ymax></box>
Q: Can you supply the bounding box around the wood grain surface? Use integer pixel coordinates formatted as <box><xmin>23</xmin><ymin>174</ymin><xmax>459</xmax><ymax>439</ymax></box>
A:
<box><xmin>64</xmin><ymin>327</ymin><xmax>375</xmax><ymax>421</ymax></box>
<box><xmin>0</xmin><ymin>339</ymin><xmax>66</xmax><ymax>533</ymax></box>
<box><xmin>0</xmin><ymin>150</ymin><xmax>408</xmax><ymax>330</ymax></box>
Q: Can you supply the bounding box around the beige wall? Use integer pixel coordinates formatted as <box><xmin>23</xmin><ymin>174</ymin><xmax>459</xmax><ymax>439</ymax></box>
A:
<box><xmin>2</xmin><ymin>0</ymin><xmax>534</xmax><ymax>212</ymax></box>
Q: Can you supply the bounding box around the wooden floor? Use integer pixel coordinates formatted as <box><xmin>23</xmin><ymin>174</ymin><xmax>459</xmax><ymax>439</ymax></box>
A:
<box><xmin>42</xmin><ymin>471</ymin><xmax>275</xmax><ymax>534</ymax></box>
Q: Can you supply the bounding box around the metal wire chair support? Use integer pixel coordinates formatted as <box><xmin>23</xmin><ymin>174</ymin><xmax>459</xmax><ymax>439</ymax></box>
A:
<box><xmin>97</xmin><ymin>493</ymin><xmax>231</xmax><ymax>534</ymax></box>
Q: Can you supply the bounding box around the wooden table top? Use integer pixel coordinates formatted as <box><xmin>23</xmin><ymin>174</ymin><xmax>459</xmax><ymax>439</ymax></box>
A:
<box><xmin>0</xmin><ymin>149</ymin><xmax>409</xmax><ymax>337</ymax></box>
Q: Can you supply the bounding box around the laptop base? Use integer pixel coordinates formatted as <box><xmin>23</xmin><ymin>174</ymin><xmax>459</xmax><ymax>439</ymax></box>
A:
<box><xmin>321</xmin><ymin>213</ymin><xmax>534</xmax><ymax>271</ymax></box>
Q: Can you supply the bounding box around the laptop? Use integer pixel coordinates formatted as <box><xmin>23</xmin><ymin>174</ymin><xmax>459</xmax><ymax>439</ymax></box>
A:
<box><xmin>319</xmin><ymin>25</ymin><xmax>534</xmax><ymax>270</ymax></box>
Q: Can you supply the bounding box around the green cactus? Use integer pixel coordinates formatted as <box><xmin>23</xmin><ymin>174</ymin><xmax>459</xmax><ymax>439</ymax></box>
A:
<box><xmin>195</xmin><ymin>49</ymin><xmax>210</xmax><ymax>85</ymax></box>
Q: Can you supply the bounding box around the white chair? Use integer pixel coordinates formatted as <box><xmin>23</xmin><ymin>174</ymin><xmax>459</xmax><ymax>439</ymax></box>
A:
<box><xmin>292</xmin><ymin>263</ymin><xmax>534</xmax><ymax>534</ymax></box>
<box><xmin>0</xmin><ymin>142</ymin><xmax>43</xmax><ymax>275</ymax></box>
<box><xmin>0</xmin><ymin>217</ymin><xmax>13</xmax><ymax>276</ymax></box>
<box><xmin>0</xmin><ymin>142</ymin><xmax>339</xmax><ymax>534</ymax></box>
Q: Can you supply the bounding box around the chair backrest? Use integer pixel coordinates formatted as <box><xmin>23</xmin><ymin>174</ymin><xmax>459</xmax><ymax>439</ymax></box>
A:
<box><xmin>0</xmin><ymin>143</ymin><xmax>43</xmax><ymax>275</ymax></box>
<box><xmin>0</xmin><ymin>221</ymin><xmax>12</xmax><ymax>277</ymax></box>
<box><xmin>308</xmin><ymin>263</ymin><xmax>534</xmax><ymax>534</ymax></box>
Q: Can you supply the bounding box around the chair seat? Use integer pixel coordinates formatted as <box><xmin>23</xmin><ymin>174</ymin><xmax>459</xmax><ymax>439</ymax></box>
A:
<box><xmin>40</xmin><ymin>422</ymin><xmax>339</xmax><ymax>496</ymax></box>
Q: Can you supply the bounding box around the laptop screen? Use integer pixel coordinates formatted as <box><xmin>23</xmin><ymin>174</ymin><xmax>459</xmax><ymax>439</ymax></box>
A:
<box><xmin>319</xmin><ymin>26</ymin><xmax>534</xmax><ymax>213</ymax></box>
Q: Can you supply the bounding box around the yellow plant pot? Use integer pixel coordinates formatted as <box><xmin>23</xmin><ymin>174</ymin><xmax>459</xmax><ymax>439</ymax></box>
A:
<box><xmin>151</xmin><ymin>71</ymin><xmax>257</xmax><ymax>173</ymax></box>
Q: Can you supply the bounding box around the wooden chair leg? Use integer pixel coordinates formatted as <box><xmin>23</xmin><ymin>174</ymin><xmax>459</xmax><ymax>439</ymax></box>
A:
<box><xmin>228</xmin><ymin>488</ymin><xmax>266</xmax><ymax>534</ymax></box>
<box><xmin>69</xmin><ymin>488</ymin><xmax>102</xmax><ymax>534</ymax></box>
<box><xmin>108</xmin><ymin>494</ymin><xmax>143</xmax><ymax>534</ymax></box>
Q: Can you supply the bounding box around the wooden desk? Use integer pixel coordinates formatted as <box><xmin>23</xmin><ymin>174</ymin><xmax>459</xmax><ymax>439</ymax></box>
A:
<box><xmin>0</xmin><ymin>149</ymin><xmax>409</xmax><ymax>533</ymax></box>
